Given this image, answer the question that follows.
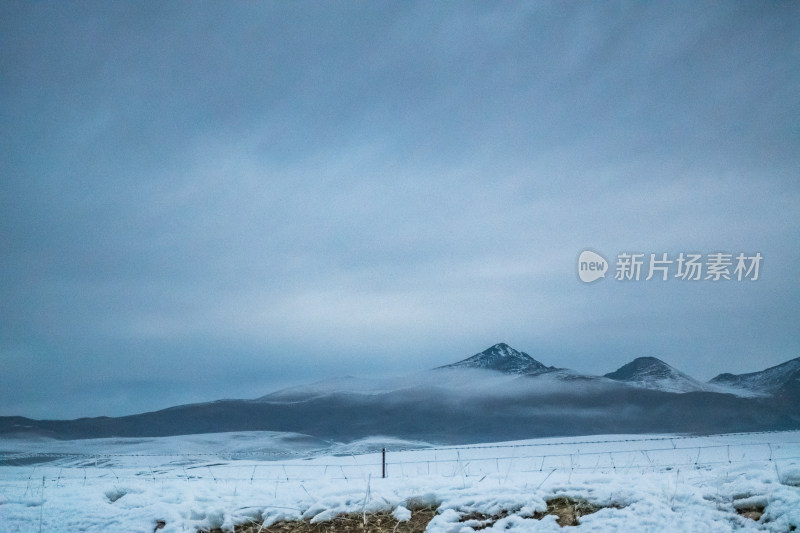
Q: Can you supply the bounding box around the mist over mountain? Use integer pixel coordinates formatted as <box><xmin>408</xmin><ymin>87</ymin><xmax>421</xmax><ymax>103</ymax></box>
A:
<box><xmin>1</xmin><ymin>344</ymin><xmax>798</xmax><ymax>443</ymax></box>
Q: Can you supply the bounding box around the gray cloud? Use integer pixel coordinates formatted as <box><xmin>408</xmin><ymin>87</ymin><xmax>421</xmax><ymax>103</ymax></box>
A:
<box><xmin>1</xmin><ymin>1</ymin><xmax>798</xmax><ymax>418</ymax></box>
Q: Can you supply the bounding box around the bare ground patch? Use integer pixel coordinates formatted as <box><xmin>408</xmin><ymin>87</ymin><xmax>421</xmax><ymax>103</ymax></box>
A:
<box><xmin>533</xmin><ymin>496</ymin><xmax>605</xmax><ymax>527</ymax></box>
<box><xmin>458</xmin><ymin>496</ymin><xmax>607</xmax><ymax>529</ymax></box>
<box><xmin>200</xmin><ymin>506</ymin><xmax>437</xmax><ymax>533</ymax></box>
<box><xmin>197</xmin><ymin>496</ymin><xmax>617</xmax><ymax>532</ymax></box>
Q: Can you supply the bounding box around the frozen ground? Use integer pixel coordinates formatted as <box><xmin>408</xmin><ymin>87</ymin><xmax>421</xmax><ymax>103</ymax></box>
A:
<box><xmin>1</xmin><ymin>431</ymin><xmax>799</xmax><ymax>532</ymax></box>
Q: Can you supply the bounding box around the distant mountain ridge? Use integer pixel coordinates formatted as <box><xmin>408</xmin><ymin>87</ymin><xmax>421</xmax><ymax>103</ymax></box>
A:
<box><xmin>436</xmin><ymin>342</ymin><xmax>555</xmax><ymax>374</ymax></box>
<box><xmin>1</xmin><ymin>343</ymin><xmax>798</xmax><ymax>442</ymax></box>
<box><xmin>604</xmin><ymin>356</ymin><xmax>708</xmax><ymax>393</ymax></box>
<box><xmin>709</xmin><ymin>357</ymin><xmax>800</xmax><ymax>395</ymax></box>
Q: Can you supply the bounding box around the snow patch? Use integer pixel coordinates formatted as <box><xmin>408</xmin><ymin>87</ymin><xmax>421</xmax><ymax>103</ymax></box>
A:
<box><xmin>392</xmin><ymin>505</ymin><xmax>411</xmax><ymax>522</ymax></box>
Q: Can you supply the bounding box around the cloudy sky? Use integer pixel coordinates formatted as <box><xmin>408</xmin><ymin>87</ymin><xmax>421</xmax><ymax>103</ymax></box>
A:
<box><xmin>1</xmin><ymin>2</ymin><xmax>798</xmax><ymax>419</ymax></box>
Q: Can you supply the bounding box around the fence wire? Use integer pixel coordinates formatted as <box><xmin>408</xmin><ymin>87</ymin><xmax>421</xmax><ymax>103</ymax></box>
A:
<box><xmin>2</xmin><ymin>431</ymin><xmax>799</xmax><ymax>486</ymax></box>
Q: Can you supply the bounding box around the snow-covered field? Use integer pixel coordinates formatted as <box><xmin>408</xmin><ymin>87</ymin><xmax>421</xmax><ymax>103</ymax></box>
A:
<box><xmin>1</xmin><ymin>431</ymin><xmax>799</xmax><ymax>532</ymax></box>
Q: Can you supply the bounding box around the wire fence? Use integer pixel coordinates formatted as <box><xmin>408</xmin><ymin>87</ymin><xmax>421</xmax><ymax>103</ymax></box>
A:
<box><xmin>2</xmin><ymin>431</ymin><xmax>800</xmax><ymax>487</ymax></box>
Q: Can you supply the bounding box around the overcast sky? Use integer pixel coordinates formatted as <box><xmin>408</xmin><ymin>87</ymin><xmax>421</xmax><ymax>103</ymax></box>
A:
<box><xmin>2</xmin><ymin>2</ymin><xmax>799</xmax><ymax>419</ymax></box>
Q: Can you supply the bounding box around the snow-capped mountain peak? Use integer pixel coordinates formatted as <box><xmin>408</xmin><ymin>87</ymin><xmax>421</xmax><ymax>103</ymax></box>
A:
<box><xmin>709</xmin><ymin>357</ymin><xmax>800</xmax><ymax>395</ymax></box>
<box><xmin>604</xmin><ymin>356</ymin><xmax>707</xmax><ymax>393</ymax></box>
<box><xmin>437</xmin><ymin>343</ymin><xmax>552</xmax><ymax>374</ymax></box>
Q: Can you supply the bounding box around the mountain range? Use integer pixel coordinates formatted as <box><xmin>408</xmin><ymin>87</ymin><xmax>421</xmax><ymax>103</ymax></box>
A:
<box><xmin>1</xmin><ymin>343</ymin><xmax>798</xmax><ymax>443</ymax></box>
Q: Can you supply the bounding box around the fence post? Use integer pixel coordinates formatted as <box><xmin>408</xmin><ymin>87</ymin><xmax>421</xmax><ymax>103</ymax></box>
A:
<box><xmin>382</xmin><ymin>448</ymin><xmax>386</xmax><ymax>479</ymax></box>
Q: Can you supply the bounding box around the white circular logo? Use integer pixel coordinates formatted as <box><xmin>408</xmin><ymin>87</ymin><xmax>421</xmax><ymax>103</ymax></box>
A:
<box><xmin>578</xmin><ymin>250</ymin><xmax>608</xmax><ymax>283</ymax></box>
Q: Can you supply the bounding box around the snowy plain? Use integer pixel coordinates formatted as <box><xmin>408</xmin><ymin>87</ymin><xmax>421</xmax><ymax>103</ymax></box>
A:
<box><xmin>1</xmin><ymin>430</ymin><xmax>799</xmax><ymax>532</ymax></box>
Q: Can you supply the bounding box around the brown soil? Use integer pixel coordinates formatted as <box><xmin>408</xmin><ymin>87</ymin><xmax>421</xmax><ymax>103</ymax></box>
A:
<box><xmin>736</xmin><ymin>504</ymin><xmax>764</xmax><ymax>522</ymax></box>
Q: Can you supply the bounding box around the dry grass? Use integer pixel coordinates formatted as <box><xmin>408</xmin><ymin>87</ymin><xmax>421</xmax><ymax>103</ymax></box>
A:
<box><xmin>532</xmin><ymin>496</ymin><xmax>603</xmax><ymax>527</ymax></box>
<box><xmin>201</xmin><ymin>506</ymin><xmax>437</xmax><ymax>533</ymax></box>
<box><xmin>457</xmin><ymin>496</ymin><xmax>603</xmax><ymax>529</ymax></box>
<box><xmin>199</xmin><ymin>496</ymin><xmax>611</xmax><ymax>532</ymax></box>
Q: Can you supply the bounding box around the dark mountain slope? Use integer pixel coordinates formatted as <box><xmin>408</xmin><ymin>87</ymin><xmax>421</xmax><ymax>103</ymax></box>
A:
<box><xmin>436</xmin><ymin>343</ymin><xmax>555</xmax><ymax>374</ymax></box>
